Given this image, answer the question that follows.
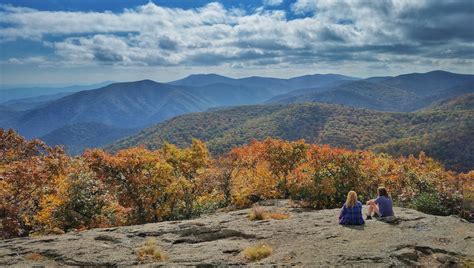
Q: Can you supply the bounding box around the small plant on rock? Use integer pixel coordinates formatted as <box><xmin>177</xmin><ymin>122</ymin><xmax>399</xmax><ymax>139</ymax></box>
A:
<box><xmin>411</xmin><ymin>192</ymin><xmax>450</xmax><ymax>216</ymax></box>
<box><xmin>243</xmin><ymin>244</ymin><xmax>273</xmax><ymax>262</ymax></box>
<box><xmin>266</xmin><ymin>212</ymin><xmax>290</xmax><ymax>220</ymax></box>
<box><xmin>248</xmin><ymin>205</ymin><xmax>290</xmax><ymax>220</ymax></box>
<box><xmin>136</xmin><ymin>238</ymin><xmax>168</xmax><ymax>262</ymax></box>
<box><xmin>249</xmin><ymin>205</ymin><xmax>266</xmax><ymax>220</ymax></box>
<box><xmin>25</xmin><ymin>252</ymin><xmax>45</xmax><ymax>261</ymax></box>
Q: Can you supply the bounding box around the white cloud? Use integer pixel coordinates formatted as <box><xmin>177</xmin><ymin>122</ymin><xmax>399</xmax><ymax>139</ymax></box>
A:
<box><xmin>8</xmin><ymin>58</ymin><xmax>22</xmax><ymax>64</ymax></box>
<box><xmin>0</xmin><ymin>1</ymin><xmax>472</xmax><ymax>72</ymax></box>
<box><xmin>263</xmin><ymin>0</ymin><xmax>283</xmax><ymax>7</ymax></box>
<box><xmin>6</xmin><ymin>56</ymin><xmax>46</xmax><ymax>65</ymax></box>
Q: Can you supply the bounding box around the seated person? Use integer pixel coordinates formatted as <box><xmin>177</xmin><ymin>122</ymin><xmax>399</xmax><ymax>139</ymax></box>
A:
<box><xmin>366</xmin><ymin>187</ymin><xmax>394</xmax><ymax>219</ymax></box>
<box><xmin>339</xmin><ymin>191</ymin><xmax>365</xmax><ymax>225</ymax></box>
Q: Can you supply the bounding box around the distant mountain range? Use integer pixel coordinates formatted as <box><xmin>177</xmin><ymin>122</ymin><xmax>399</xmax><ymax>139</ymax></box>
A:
<box><xmin>1</xmin><ymin>70</ymin><xmax>473</xmax><ymax>161</ymax></box>
<box><xmin>3</xmin><ymin>80</ymin><xmax>210</xmax><ymax>138</ymax></box>
<box><xmin>0</xmin><ymin>73</ymin><xmax>357</xmax><ymax>154</ymax></box>
<box><xmin>0</xmin><ymin>81</ymin><xmax>114</xmax><ymax>102</ymax></box>
<box><xmin>1</xmin><ymin>92</ymin><xmax>73</xmax><ymax>111</ymax></box>
<box><xmin>268</xmin><ymin>70</ymin><xmax>474</xmax><ymax>112</ymax></box>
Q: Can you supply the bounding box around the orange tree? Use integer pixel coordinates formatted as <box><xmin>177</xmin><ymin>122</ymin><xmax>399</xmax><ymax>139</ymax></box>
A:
<box><xmin>226</xmin><ymin>139</ymin><xmax>280</xmax><ymax>207</ymax></box>
<box><xmin>83</xmin><ymin>147</ymin><xmax>174</xmax><ymax>224</ymax></box>
<box><xmin>287</xmin><ymin>145</ymin><xmax>371</xmax><ymax>208</ymax></box>
<box><xmin>1</xmin><ymin>129</ymin><xmax>70</xmax><ymax>238</ymax></box>
<box><xmin>53</xmin><ymin>159</ymin><xmax>116</xmax><ymax>230</ymax></box>
<box><xmin>263</xmin><ymin>139</ymin><xmax>308</xmax><ymax>197</ymax></box>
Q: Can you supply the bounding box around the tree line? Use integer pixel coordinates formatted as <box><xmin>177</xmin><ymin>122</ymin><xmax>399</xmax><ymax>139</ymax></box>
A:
<box><xmin>1</xmin><ymin>129</ymin><xmax>472</xmax><ymax>238</ymax></box>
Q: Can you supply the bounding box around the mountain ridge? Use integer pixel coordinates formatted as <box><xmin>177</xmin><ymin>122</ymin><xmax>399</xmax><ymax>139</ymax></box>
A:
<box><xmin>268</xmin><ymin>71</ymin><xmax>474</xmax><ymax>111</ymax></box>
<box><xmin>0</xmin><ymin>81</ymin><xmax>114</xmax><ymax>102</ymax></box>
<box><xmin>2</xmin><ymin>70</ymin><xmax>473</xmax><ymax>161</ymax></box>
<box><xmin>109</xmin><ymin>101</ymin><xmax>474</xmax><ymax>171</ymax></box>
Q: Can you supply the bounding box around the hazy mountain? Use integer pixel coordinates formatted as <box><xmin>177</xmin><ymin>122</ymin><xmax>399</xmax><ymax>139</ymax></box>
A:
<box><xmin>284</xmin><ymin>73</ymin><xmax>359</xmax><ymax>89</ymax></box>
<box><xmin>271</xmin><ymin>80</ymin><xmax>420</xmax><ymax>111</ymax></box>
<box><xmin>1</xmin><ymin>92</ymin><xmax>72</xmax><ymax>111</ymax></box>
<box><xmin>3</xmin><ymin>70</ymin><xmax>473</xmax><ymax>159</ymax></box>
<box><xmin>9</xmin><ymin>80</ymin><xmax>212</xmax><ymax>138</ymax></box>
<box><xmin>363</xmin><ymin>76</ymin><xmax>392</xmax><ymax>83</ymax></box>
<box><xmin>169</xmin><ymin>74</ymin><xmax>237</xmax><ymax>87</ymax></box>
<box><xmin>0</xmin><ymin>106</ymin><xmax>23</xmax><ymax>127</ymax></box>
<box><xmin>188</xmin><ymin>83</ymin><xmax>273</xmax><ymax>106</ymax></box>
<box><xmin>265</xmin><ymin>80</ymin><xmax>354</xmax><ymax>103</ymax></box>
<box><xmin>269</xmin><ymin>71</ymin><xmax>474</xmax><ymax>111</ymax></box>
<box><xmin>379</xmin><ymin>70</ymin><xmax>474</xmax><ymax>97</ymax></box>
<box><xmin>171</xmin><ymin>73</ymin><xmax>358</xmax><ymax>96</ymax></box>
<box><xmin>0</xmin><ymin>81</ymin><xmax>113</xmax><ymax>102</ymax></box>
<box><xmin>0</xmin><ymin>73</ymin><xmax>358</xmax><ymax>151</ymax></box>
<box><xmin>41</xmin><ymin>122</ymin><xmax>138</xmax><ymax>155</ymax></box>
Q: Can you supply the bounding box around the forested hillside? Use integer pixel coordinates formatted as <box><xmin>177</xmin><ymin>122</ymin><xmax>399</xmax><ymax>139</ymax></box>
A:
<box><xmin>41</xmin><ymin>122</ymin><xmax>138</xmax><ymax>155</ymax></box>
<box><xmin>423</xmin><ymin>93</ymin><xmax>474</xmax><ymax>111</ymax></box>
<box><xmin>110</xmin><ymin>102</ymin><xmax>474</xmax><ymax>171</ymax></box>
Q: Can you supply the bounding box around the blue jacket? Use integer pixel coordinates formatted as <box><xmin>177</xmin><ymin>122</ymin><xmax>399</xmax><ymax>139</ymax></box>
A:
<box><xmin>339</xmin><ymin>201</ymin><xmax>365</xmax><ymax>225</ymax></box>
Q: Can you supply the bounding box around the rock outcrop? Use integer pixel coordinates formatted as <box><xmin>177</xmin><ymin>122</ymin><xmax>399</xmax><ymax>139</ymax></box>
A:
<box><xmin>1</xmin><ymin>200</ymin><xmax>473</xmax><ymax>266</ymax></box>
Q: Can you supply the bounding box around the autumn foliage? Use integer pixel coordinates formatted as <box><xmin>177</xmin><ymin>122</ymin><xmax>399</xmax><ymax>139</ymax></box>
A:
<box><xmin>1</xmin><ymin>129</ymin><xmax>472</xmax><ymax>238</ymax></box>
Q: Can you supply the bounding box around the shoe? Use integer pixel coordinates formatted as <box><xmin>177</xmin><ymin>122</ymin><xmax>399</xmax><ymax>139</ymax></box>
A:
<box><xmin>366</xmin><ymin>215</ymin><xmax>372</xmax><ymax>220</ymax></box>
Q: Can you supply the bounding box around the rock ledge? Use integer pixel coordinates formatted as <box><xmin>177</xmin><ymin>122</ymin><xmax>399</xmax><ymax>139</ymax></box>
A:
<box><xmin>1</xmin><ymin>200</ymin><xmax>473</xmax><ymax>266</ymax></box>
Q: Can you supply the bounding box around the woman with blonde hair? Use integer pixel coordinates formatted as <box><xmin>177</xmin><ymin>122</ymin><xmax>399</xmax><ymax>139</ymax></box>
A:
<box><xmin>339</xmin><ymin>191</ymin><xmax>365</xmax><ymax>225</ymax></box>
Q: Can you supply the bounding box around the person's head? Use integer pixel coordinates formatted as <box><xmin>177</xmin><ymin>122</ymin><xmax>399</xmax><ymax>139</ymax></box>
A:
<box><xmin>377</xmin><ymin>187</ymin><xmax>389</xmax><ymax>197</ymax></box>
<box><xmin>346</xmin><ymin>191</ymin><xmax>358</xmax><ymax>208</ymax></box>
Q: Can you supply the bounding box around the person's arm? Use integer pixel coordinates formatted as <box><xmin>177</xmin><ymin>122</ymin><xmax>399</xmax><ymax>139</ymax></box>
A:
<box><xmin>374</xmin><ymin>196</ymin><xmax>381</xmax><ymax>205</ymax></box>
<box><xmin>339</xmin><ymin>205</ymin><xmax>346</xmax><ymax>220</ymax></box>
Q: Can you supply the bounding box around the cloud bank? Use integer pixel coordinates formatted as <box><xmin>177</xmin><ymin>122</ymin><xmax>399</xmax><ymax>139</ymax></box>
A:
<box><xmin>0</xmin><ymin>0</ymin><xmax>473</xmax><ymax>79</ymax></box>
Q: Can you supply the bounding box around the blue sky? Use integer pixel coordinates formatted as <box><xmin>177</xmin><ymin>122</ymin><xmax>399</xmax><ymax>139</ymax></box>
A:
<box><xmin>0</xmin><ymin>0</ymin><xmax>473</xmax><ymax>85</ymax></box>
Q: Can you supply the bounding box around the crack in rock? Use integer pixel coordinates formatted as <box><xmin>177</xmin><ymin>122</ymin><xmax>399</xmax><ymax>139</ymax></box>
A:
<box><xmin>390</xmin><ymin>245</ymin><xmax>465</xmax><ymax>266</ymax></box>
<box><xmin>173</xmin><ymin>227</ymin><xmax>257</xmax><ymax>244</ymax></box>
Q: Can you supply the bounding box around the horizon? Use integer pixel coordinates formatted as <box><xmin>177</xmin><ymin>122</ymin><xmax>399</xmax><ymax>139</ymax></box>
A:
<box><xmin>1</xmin><ymin>69</ymin><xmax>470</xmax><ymax>89</ymax></box>
<box><xmin>1</xmin><ymin>0</ymin><xmax>473</xmax><ymax>85</ymax></box>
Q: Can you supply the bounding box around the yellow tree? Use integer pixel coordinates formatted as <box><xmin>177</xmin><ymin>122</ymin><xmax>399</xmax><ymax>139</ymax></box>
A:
<box><xmin>160</xmin><ymin>139</ymin><xmax>211</xmax><ymax>218</ymax></box>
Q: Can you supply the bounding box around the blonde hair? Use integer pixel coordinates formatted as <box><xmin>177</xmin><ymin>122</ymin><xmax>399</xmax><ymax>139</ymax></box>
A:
<box><xmin>346</xmin><ymin>191</ymin><xmax>358</xmax><ymax>208</ymax></box>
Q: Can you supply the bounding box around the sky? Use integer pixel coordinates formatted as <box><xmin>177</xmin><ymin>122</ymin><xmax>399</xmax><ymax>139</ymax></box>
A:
<box><xmin>0</xmin><ymin>0</ymin><xmax>473</xmax><ymax>86</ymax></box>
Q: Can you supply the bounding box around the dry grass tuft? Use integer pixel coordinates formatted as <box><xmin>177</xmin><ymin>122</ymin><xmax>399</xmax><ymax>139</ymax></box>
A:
<box><xmin>25</xmin><ymin>252</ymin><xmax>44</xmax><ymax>261</ymax></box>
<box><xmin>243</xmin><ymin>244</ymin><xmax>273</xmax><ymax>262</ymax></box>
<box><xmin>137</xmin><ymin>238</ymin><xmax>168</xmax><ymax>262</ymax></box>
<box><xmin>249</xmin><ymin>205</ymin><xmax>266</xmax><ymax>220</ymax></box>
<box><xmin>266</xmin><ymin>212</ymin><xmax>290</xmax><ymax>220</ymax></box>
<box><xmin>248</xmin><ymin>205</ymin><xmax>290</xmax><ymax>220</ymax></box>
<box><xmin>462</xmin><ymin>257</ymin><xmax>474</xmax><ymax>267</ymax></box>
